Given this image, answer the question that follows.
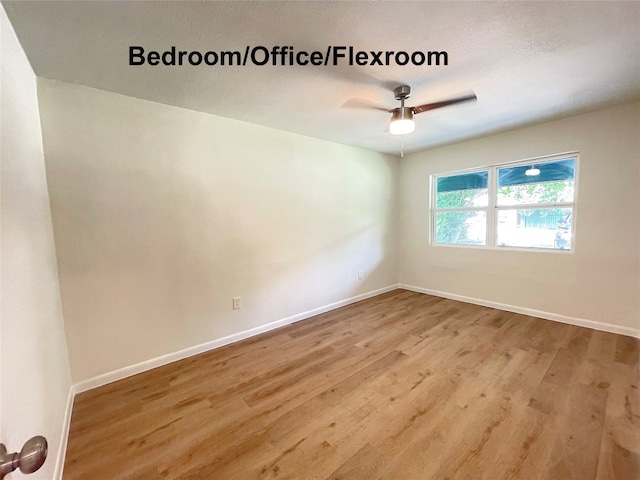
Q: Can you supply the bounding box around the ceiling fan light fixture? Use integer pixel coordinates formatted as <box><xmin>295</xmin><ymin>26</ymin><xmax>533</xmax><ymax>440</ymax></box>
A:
<box><xmin>389</xmin><ymin>107</ymin><xmax>415</xmax><ymax>135</ymax></box>
<box><xmin>525</xmin><ymin>166</ymin><xmax>541</xmax><ymax>176</ymax></box>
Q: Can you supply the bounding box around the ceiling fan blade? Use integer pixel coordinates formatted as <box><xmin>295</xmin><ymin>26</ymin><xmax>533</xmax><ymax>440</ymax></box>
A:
<box><xmin>341</xmin><ymin>98</ymin><xmax>389</xmax><ymax>111</ymax></box>
<box><xmin>412</xmin><ymin>93</ymin><xmax>477</xmax><ymax>114</ymax></box>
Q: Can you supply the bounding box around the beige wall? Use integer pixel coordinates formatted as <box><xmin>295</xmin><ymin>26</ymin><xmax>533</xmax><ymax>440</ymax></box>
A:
<box><xmin>0</xmin><ymin>6</ymin><xmax>72</xmax><ymax>479</ymax></box>
<box><xmin>399</xmin><ymin>101</ymin><xmax>640</xmax><ymax>332</ymax></box>
<box><xmin>25</xmin><ymin>51</ymin><xmax>640</xmax><ymax>389</ymax></box>
<box><xmin>37</xmin><ymin>79</ymin><xmax>399</xmax><ymax>383</ymax></box>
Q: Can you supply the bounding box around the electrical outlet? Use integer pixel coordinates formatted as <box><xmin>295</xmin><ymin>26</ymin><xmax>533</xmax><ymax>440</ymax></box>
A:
<box><xmin>233</xmin><ymin>297</ymin><xmax>241</xmax><ymax>310</ymax></box>
<box><xmin>358</xmin><ymin>270</ymin><xmax>363</xmax><ymax>280</ymax></box>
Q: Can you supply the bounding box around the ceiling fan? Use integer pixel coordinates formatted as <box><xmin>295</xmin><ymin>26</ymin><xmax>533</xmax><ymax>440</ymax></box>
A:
<box><xmin>353</xmin><ymin>85</ymin><xmax>477</xmax><ymax>135</ymax></box>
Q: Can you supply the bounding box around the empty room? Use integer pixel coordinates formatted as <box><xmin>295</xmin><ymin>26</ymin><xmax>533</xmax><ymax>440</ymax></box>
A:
<box><xmin>1</xmin><ymin>1</ymin><xmax>639</xmax><ymax>479</ymax></box>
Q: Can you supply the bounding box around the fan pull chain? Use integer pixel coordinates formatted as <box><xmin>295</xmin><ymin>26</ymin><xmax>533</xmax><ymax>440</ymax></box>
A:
<box><xmin>400</xmin><ymin>135</ymin><xmax>404</xmax><ymax>158</ymax></box>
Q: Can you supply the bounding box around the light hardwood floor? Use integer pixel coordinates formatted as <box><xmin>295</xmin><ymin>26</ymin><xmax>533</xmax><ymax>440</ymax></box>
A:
<box><xmin>63</xmin><ymin>289</ymin><xmax>639</xmax><ymax>479</ymax></box>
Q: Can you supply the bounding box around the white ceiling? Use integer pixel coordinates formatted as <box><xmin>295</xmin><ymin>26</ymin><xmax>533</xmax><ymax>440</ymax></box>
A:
<box><xmin>3</xmin><ymin>1</ymin><xmax>640</xmax><ymax>155</ymax></box>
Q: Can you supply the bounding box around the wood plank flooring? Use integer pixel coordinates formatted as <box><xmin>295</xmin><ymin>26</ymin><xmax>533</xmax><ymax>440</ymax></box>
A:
<box><xmin>63</xmin><ymin>289</ymin><xmax>640</xmax><ymax>479</ymax></box>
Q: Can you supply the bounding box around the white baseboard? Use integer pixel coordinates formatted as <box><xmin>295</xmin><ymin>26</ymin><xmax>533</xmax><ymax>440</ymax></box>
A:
<box><xmin>73</xmin><ymin>284</ymin><xmax>401</xmax><ymax>394</ymax></box>
<box><xmin>73</xmin><ymin>282</ymin><xmax>638</xmax><ymax>395</ymax></box>
<box><xmin>399</xmin><ymin>284</ymin><xmax>640</xmax><ymax>339</ymax></box>
<box><xmin>53</xmin><ymin>385</ymin><xmax>75</xmax><ymax>480</ymax></box>
<box><xmin>58</xmin><ymin>282</ymin><xmax>636</xmax><ymax>477</ymax></box>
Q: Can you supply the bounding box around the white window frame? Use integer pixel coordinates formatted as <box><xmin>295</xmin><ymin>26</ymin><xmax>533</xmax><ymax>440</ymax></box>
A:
<box><xmin>430</xmin><ymin>152</ymin><xmax>579</xmax><ymax>253</ymax></box>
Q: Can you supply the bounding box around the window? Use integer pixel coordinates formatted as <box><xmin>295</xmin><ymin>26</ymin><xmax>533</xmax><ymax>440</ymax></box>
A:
<box><xmin>434</xmin><ymin>170</ymin><xmax>488</xmax><ymax>245</ymax></box>
<box><xmin>432</xmin><ymin>154</ymin><xmax>577</xmax><ymax>251</ymax></box>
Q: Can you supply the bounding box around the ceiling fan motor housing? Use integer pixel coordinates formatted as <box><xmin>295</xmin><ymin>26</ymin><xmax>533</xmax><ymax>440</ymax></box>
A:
<box><xmin>391</xmin><ymin>107</ymin><xmax>415</xmax><ymax>122</ymax></box>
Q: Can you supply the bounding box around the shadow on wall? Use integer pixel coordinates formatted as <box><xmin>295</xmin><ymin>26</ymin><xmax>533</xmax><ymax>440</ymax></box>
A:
<box><xmin>47</xmin><ymin>139</ymin><xmax>396</xmax><ymax>380</ymax></box>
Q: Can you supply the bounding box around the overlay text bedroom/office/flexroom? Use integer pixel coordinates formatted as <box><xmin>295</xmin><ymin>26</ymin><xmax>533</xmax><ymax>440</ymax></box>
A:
<box><xmin>129</xmin><ymin>45</ymin><xmax>449</xmax><ymax>67</ymax></box>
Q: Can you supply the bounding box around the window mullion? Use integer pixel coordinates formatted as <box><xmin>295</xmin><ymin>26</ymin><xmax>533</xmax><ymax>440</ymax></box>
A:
<box><xmin>487</xmin><ymin>166</ymin><xmax>497</xmax><ymax>247</ymax></box>
<box><xmin>496</xmin><ymin>201</ymin><xmax>575</xmax><ymax>209</ymax></box>
<box><xmin>434</xmin><ymin>206</ymin><xmax>488</xmax><ymax>213</ymax></box>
